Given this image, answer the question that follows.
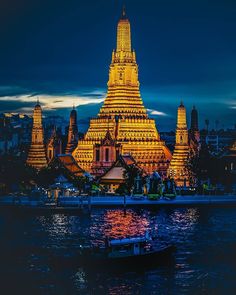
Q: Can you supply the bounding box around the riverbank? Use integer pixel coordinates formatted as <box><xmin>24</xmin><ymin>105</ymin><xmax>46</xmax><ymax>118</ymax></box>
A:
<box><xmin>0</xmin><ymin>194</ymin><xmax>236</xmax><ymax>210</ymax></box>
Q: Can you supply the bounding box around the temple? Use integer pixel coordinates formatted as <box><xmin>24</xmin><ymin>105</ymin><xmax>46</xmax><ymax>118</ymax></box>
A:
<box><xmin>73</xmin><ymin>9</ymin><xmax>171</xmax><ymax>175</ymax></box>
<box><xmin>65</xmin><ymin>107</ymin><xmax>79</xmax><ymax>154</ymax></box>
<box><xmin>168</xmin><ymin>102</ymin><xmax>190</xmax><ymax>186</ymax></box>
<box><xmin>47</xmin><ymin>127</ymin><xmax>62</xmax><ymax>162</ymax></box>
<box><xmin>26</xmin><ymin>102</ymin><xmax>48</xmax><ymax>169</ymax></box>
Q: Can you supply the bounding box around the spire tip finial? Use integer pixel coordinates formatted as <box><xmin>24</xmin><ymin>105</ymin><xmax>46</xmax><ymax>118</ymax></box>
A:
<box><xmin>122</xmin><ymin>4</ymin><xmax>126</xmax><ymax>18</ymax></box>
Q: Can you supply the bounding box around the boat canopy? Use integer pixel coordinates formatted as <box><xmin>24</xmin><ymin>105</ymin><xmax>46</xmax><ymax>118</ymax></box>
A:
<box><xmin>109</xmin><ymin>237</ymin><xmax>147</xmax><ymax>246</ymax></box>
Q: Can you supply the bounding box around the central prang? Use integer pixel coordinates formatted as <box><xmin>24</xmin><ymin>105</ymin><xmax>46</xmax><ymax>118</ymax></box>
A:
<box><xmin>73</xmin><ymin>9</ymin><xmax>172</xmax><ymax>176</ymax></box>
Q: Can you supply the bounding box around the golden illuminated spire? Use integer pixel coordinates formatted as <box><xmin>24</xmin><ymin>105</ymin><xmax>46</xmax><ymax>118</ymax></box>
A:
<box><xmin>116</xmin><ymin>6</ymin><xmax>131</xmax><ymax>52</ymax></box>
<box><xmin>26</xmin><ymin>102</ymin><xmax>47</xmax><ymax>169</ymax></box>
<box><xmin>177</xmin><ymin>101</ymin><xmax>187</xmax><ymax>131</ymax></box>
<box><xmin>99</xmin><ymin>7</ymin><xmax>145</xmax><ymax>118</ymax></box>
<box><xmin>168</xmin><ymin>102</ymin><xmax>190</xmax><ymax>186</ymax></box>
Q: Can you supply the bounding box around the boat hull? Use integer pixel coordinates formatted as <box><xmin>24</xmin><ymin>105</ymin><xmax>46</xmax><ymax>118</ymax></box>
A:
<box><xmin>79</xmin><ymin>245</ymin><xmax>175</xmax><ymax>268</ymax></box>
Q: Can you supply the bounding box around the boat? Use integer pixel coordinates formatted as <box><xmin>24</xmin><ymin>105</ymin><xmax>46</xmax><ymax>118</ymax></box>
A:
<box><xmin>78</xmin><ymin>232</ymin><xmax>175</xmax><ymax>267</ymax></box>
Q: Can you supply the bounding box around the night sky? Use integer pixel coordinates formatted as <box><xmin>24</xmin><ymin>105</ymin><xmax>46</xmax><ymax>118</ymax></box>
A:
<box><xmin>0</xmin><ymin>0</ymin><xmax>236</xmax><ymax>131</ymax></box>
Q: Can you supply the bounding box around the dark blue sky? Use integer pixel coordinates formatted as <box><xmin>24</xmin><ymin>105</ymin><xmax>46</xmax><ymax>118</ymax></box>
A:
<box><xmin>0</xmin><ymin>0</ymin><xmax>236</xmax><ymax>131</ymax></box>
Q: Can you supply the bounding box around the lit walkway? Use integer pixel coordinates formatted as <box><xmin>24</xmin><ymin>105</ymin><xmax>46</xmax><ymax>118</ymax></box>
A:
<box><xmin>0</xmin><ymin>195</ymin><xmax>236</xmax><ymax>208</ymax></box>
<box><xmin>85</xmin><ymin>195</ymin><xmax>236</xmax><ymax>207</ymax></box>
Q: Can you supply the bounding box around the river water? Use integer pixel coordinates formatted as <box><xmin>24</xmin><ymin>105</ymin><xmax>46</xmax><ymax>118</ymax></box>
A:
<box><xmin>0</xmin><ymin>207</ymin><xmax>236</xmax><ymax>294</ymax></box>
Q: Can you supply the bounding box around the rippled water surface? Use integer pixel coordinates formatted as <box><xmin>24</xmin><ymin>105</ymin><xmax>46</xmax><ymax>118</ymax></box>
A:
<box><xmin>0</xmin><ymin>207</ymin><xmax>236</xmax><ymax>294</ymax></box>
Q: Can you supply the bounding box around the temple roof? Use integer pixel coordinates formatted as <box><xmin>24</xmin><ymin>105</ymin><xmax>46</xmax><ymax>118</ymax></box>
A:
<box><xmin>100</xmin><ymin>154</ymin><xmax>141</xmax><ymax>183</ymax></box>
<box><xmin>52</xmin><ymin>154</ymin><xmax>84</xmax><ymax>177</ymax></box>
<box><xmin>100</xmin><ymin>167</ymin><xmax>125</xmax><ymax>182</ymax></box>
<box><xmin>118</xmin><ymin>153</ymin><xmax>136</xmax><ymax>166</ymax></box>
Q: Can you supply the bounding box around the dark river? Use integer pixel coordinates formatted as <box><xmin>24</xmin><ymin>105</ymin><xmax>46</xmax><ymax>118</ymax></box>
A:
<box><xmin>0</xmin><ymin>207</ymin><xmax>236</xmax><ymax>294</ymax></box>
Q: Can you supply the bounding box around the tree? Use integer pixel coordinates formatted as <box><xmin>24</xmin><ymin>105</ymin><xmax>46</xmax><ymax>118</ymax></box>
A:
<box><xmin>121</xmin><ymin>164</ymin><xmax>143</xmax><ymax>195</ymax></box>
<box><xmin>0</xmin><ymin>155</ymin><xmax>37</xmax><ymax>194</ymax></box>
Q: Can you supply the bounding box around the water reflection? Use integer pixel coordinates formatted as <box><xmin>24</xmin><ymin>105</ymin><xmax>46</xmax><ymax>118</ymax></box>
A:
<box><xmin>73</xmin><ymin>267</ymin><xmax>87</xmax><ymax>291</ymax></box>
<box><xmin>0</xmin><ymin>207</ymin><xmax>236</xmax><ymax>294</ymax></box>
<box><xmin>169</xmin><ymin>208</ymin><xmax>199</xmax><ymax>230</ymax></box>
<box><xmin>37</xmin><ymin>215</ymin><xmax>72</xmax><ymax>236</ymax></box>
<box><xmin>90</xmin><ymin>209</ymin><xmax>150</xmax><ymax>245</ymax></box>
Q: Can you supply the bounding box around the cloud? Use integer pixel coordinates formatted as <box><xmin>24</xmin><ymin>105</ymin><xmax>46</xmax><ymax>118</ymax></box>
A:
<box><xmin>147</xmin><ymin>108</ymin><xmax>168</xmax><ymax>116</ymax></box>
<box><xmin>80</xmin><ymin>89</ymin><xmax>106</xmax><ymax>98</ymax></box>
<box><xmin>0</xmin><ymin>91</ymin><xmax>106</xmax><ymax>113</ymax></box>
<box><xmin>0</xmin><ymin>85</ymin><xmax>29</xmax><ymax>97</ymax></box>
<box><xmin>224</xmin><ymin>98</ymin><xmax>236</xmax><ymax>110</ymax></box>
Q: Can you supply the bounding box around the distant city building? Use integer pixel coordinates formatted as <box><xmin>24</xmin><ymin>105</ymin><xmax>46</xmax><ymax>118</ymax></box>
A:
<box><xmin>65</xmin><ymin>107</ymin><xmax>79</xmax><ymax>154</ymax></box>
<box><xmin>44</xmin><ymin>115</ymin><xmax>68</xmax><ymax>138</ymax></box>
<box><xmin>221</xmin><ymin>140</ymin><xmax>236</xmax><ymax>174</ymax></box>
<box><xmin>26</xmin><ymin>102</ymin><xmax>48</xmax><ymax>169</ymax></box>
<box><xmin>205</xmin><ymin>134</ymin><xmax>219</xmax><ymax>154</ymax></box>
<box><xmin>0</xmin><ymin>113</ymin><xmax>32</xmax><ymax>155</ymax></box>
<box><xmin>73</xmin><ymin>8</ymin><xmax>172</xmax><ymax>175</ymax></box>
<box><xmin>168</xmin><ymin>102</ymin><xmax>191</xmax><ymax>186</ymax></box>
<box><xmin>47</xmin><ymin>127</ymin><xmax>62</xmax><ymax>162</ymax></box>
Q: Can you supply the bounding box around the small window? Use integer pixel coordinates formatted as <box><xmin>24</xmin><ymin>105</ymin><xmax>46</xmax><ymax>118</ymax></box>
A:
<box><xmin>116</xmin><ymin>149</ymin><xmax>119</xmax><ymax>160</ymax></box>
<box><xmin>105</xmin><ymin>148</ymin><xmax>109</xmax><ymax>162</ymax></box>
<box><xmin>96</xmin><ymin>149</ymin><xmax>100</xmax><ymax>161</ymax></box>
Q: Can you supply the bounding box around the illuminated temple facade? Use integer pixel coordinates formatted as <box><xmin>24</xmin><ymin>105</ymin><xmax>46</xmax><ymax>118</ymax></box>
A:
<box><xmin>26</xmin><ymin>102</ymin><xmax>48</xmax><ymax>169</ymax></box>
<box><xmin>73</xmin><ymin>9</ymin><xmax>171</xmax><ymax>175</ymax></box>
<box><xmin>65</xmin><ymin>107</ymin><xmax>79</xmax><ymax>154</ymax></box>
<box><xmin>168</xmin><ymin>102</ymin><xmax>190</xmax><ymax>186</ymax></box>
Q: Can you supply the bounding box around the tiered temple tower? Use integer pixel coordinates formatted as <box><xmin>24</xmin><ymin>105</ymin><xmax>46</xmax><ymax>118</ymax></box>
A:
<box><xmin>73</xmin><ymin>9</ymin><xmax>171</xmax><ymax>174</ymax></box>
<box><xmin>47</xmin><ymin>127</ymin><xmax>62</xmax><ymax>162</ymax></box>
<box><xmin>168</xmin><ymin>102</ymin><xmax>190</xmax><ymax>186</ymax></box>
<box><xmin>189</xmin><ymin>106</ymin><xmax>200</xmax><ymax>154</ymax></box>
<box><xmin>65</xmin><ymin>107</ymin><xmax>79</xmax><ymax>154</ymax></box>
<box><xmin>26</xmin><ymin>102</ymin><xmax>48</xmax><ymax>169</ymax></box>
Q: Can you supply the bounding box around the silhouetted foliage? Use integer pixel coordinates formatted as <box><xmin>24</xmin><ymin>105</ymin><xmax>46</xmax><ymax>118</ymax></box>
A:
<box><xmin>117</xmin><ymin>164</ymin><xmax>144</xmax><ymax>195</ymax></box>
<box><xmin>0</xmin><ymin>155</ymin><xmax>37</xmax><ymax>194</ymax></box>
